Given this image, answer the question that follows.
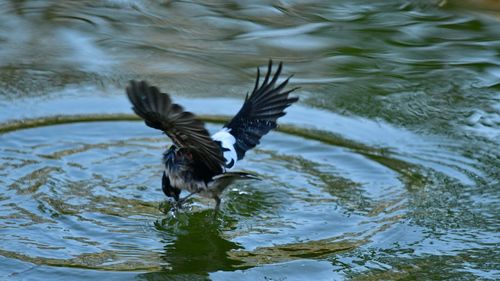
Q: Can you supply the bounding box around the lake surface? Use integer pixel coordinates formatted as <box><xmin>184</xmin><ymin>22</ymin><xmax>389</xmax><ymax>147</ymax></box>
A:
<box><xmin>0</xmin><ymin>1</ymin><xmax>499</xmax><ymax>280</ymax></box>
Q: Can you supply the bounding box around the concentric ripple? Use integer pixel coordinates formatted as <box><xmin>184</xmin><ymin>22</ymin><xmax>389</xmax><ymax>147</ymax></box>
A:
<box><xmin>0</xmin><ymin>120</ymin><xmax>411</xmax><ymax>273</ymax></box>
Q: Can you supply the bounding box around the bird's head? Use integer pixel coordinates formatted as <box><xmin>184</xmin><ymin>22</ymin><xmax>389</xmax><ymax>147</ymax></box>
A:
<box><xmin>163</xmin><ymin>145</ymin><xmax>193</xmax><ymax>169</ymax></box>
<box><xmin>163</xmin><ymin>145</ymin><xmax>177</xmax><ymax>167</ymax></box>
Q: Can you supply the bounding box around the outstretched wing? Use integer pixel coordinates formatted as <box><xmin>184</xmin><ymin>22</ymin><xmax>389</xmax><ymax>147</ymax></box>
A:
<box><xmin>126</xmin><ymin>80</ymin><xmax>225</xmax><ymax>174</ymax></box>
<box><xmin>224</xmin><ymin>60</ymin><xmax>299</xmax><ymax>160</ymax></box>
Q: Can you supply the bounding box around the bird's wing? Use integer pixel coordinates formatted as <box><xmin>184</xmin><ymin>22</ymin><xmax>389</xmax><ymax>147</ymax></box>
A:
<box><xmin>224</xmin><ymin>60</ymin><xmax>299</xmax><ymax>160</ymax></box>
<box><xmin>127</xmin><ymin>80</ymin><xmax>225</xmax><ymax>174</ymax></box>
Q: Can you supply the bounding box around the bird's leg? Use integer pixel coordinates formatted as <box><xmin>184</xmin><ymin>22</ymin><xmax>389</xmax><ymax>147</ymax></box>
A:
<box><xmin>209</xmin><ymin>196</ymin><xmax>222</xmax><ymax>219</ymax></box>
<box><xmin>214</xmin><ymin>196</ymin><xmax>221</xmax><ymax>211</ymax></box>
<box><xmin>175</xmin><ymin>190</ymin><xmax>199</xmax><ymax>208</ymax></box>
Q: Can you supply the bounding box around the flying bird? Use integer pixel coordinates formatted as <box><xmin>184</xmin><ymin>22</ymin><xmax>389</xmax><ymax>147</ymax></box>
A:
<box><xmin>127</xmin><ymin>60</ymin><xmax>298</xmax><ymax>210</ymax></box>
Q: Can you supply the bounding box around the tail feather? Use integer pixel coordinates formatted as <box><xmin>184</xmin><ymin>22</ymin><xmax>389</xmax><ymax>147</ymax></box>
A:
<box><xmin>213</xmin><ymin>171</ymin><xmax>261</xmax><ymax>181</ymax></box>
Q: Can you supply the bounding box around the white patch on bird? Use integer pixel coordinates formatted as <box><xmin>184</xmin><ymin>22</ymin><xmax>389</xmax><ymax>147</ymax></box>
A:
<box><xmin>211</xmin><ymin>128</ymin><xmax>237</xmax><ymax>170</ymax></box>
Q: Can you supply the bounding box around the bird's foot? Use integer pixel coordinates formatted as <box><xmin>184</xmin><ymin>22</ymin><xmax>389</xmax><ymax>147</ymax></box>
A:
<box><xmin>174</xmin><ymin>190</ymin><xmax>200</xmax><ymax>210</ymax></box>
<box><xmin>159</xmin><ymin>200</ymin><xmax>181</xmax><ymax>215</ymax></box>
<box><xmin>170</xmin><ymin>192</ymin><xmax>197</xmax><ymax>211</ymax></box>
<box><xmin>174</xmin><ymin>199</ymin><xmax>186</xmax><ymax>209</ymax></box>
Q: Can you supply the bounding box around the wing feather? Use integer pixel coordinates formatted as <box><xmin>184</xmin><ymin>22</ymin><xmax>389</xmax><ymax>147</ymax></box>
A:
<box><xmin>127</xmin><ymin>80</ymin><xmax>224</xmax><ymax>173</ymax></box>
<box><xmin>225</xmin><ymin>60</ymin><xmax>299</xmax><ymax>160</ymax></box>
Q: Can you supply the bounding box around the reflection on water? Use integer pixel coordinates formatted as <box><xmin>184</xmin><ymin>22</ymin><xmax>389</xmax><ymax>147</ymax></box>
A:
<box><xmin>153</xmin><ymin>210</ymin><xmax>244</xmax><ymax>276</ymax></box>
<box><xmin>0</xmin><ymin>0</ymin><xmax>499</xmax><ymax>280</ymax></box>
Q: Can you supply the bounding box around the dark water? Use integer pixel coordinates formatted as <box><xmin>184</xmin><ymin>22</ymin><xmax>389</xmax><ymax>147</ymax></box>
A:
<box><xmin>0</xmin><ymin>1</ymin><xmax>499</xmax><ymax>280</ymax></box>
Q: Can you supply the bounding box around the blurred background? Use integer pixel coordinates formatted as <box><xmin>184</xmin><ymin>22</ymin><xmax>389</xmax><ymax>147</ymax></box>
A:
<box><xmin>0</xmin><ymin>0</ymin><xmax>499</xmax><ymax>280</ymax></box>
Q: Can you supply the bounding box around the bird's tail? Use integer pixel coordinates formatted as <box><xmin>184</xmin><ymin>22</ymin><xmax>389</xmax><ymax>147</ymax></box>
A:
<box><xmin>209</xmin><ymin>171</ymin><xmax>260</xmax><ymax>194</ymax></box>
<box><xmin>212</xmin><ymin>171</ymin><xmax>261</xmax><ymax>182</ymax></box>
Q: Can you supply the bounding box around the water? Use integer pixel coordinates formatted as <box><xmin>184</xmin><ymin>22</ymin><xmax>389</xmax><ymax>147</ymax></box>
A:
<box><xmin>0</xmin><ymin>1</ymin><xmax>499</xmax><ymax>280</ymax></box>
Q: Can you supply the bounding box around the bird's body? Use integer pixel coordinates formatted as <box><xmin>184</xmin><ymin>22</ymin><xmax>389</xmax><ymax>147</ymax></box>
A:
<box><xmin>127</xmin><ymin>61</ymin><xmax>298</xmax><ymax>209</ymax></box>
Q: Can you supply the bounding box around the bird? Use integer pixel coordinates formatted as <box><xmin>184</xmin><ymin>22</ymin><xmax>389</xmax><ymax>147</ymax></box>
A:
<box><xmin>126</xmin><ymin>60</ymin><xmax>298</xmax><ymax>210</ymax></box>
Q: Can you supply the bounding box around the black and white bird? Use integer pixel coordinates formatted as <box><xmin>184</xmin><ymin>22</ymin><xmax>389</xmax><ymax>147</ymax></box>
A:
<box><xmin>126</xmin><ymin>60</ymin><xmax>298</xmax><ymax>209</ymax></box>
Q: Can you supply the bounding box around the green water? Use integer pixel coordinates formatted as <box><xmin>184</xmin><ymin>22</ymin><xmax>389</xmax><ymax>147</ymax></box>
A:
<box><xmin>0</xmin><ymin>1</ymin><xmax>499</xmax><ymax>280</ymax></box>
